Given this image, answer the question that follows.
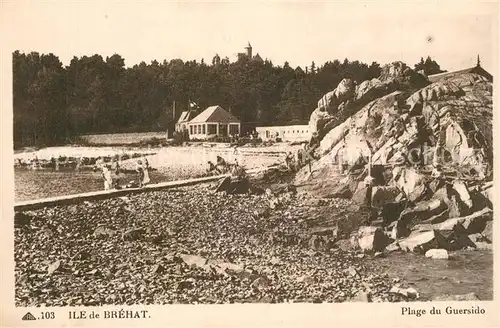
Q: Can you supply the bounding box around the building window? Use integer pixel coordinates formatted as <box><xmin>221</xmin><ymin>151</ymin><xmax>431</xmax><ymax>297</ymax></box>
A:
<box><xmin>229</xmin><ymin>124</ymin><xmax>239</xmax><ymax>135</ymax></box>
<box><xmin>190</xmin><ymin>126</ymin><xmax>193</xmax><ymax>134</ymax></box>
<box><xmin>208</xmin><ymin>124</ymin><xmax>217</xmax><ymax>134</ymax></box>
<box><xmin>202</xmin><ymin>125</ymin><xmax>206</xmax><ymax>134</ymax></box>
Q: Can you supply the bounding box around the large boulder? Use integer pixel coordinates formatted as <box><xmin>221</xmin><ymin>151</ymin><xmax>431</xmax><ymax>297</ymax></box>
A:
<box><xmin>371</xmin><ymin>186</ymin><xmax>401</xmax><ymax>208</ymax></box>
<box><xmin>319</xmin><ymin>119</ymin><xmax>350</xmax><ymax>155</ymax></box>
<box><xmin>324</xmin><ymin>176</ymin><xmax>358</xmax><ymax>199</ymax></box>
<box><xmin>317</xmin><ymin>78</ymin><xmax>356</xmax><ymax>113</ymax></box>
<box><xmin>421</xmin><ymin>74</ymin><xmax>492</xmax><ymax>177</ymax></box>
<box><xmin>439</xmin><ymin>230</ymin><xmax>476</xmax><ymax>251</ymax></box>
<box><xmin>379</xmin><ymin>61</ymin><xmax>429</xmax><ymax>88</ymax></box>
<box><xmin>481</xmin><ymin>221</ymin><xmax>493</xmax><ymax>243</ymax></box>
<box><xmin>420</xmin><ymin>209</ymin><xmax>450</xmax><ymax>224</ymax></box>
<box><xmin>435</xmin><ymin>208</ymin><xmax>492</xmax><ymax>235</ymax></box>
<box><xmin>309</xmin><ymin>63</ymin><xmax>425</xmax><ymax>147</ymax></box>
<box><xmin>399</xmin><ymin>230</ymin><xmax>449</xmax><ymax>253</ymax></box>
<box><xmin>391</xmin><ymin>220</ymin><xmax>411</xmax><ymax>239</ymax></box>
<box><xmin>308</xmin><ymin>107</ymin><xmax>334</xmax><ymax>136</ymax></box>
<box><xmin>355</xmin><ymin>78</ymin><xmax>388</xmax><ymax>102</ymax></box>
<box><xmin>425</xmin><ymin>249</ymin><xmax>449</xmax><ymax>260</ymax></box>
<box><xmin>356</xmin><ymin>226</ymin><xmax>389</xmax><ymax>252</ymax></box>
<box><xmin>406</xmin><ymin>182</ymin><xmax>431</xmax><ymax>203</ymax></box>
<box><xmin>406</xmin><ymin>80</ymin><xmax>465</xmax><ymax>114</ymax></box>
<box><xmin>391</xmin><ymin>167</ymin><xmax>427</xmax><ymax>196</ymax></box>
<box><xmin>379</xmin><ymin>199</ymin><xmax>408</xmax><ymax>226</ymax></box>
<box><xmin>351</xmin><ymin>184</ymin><xmax>371</xmax><ymax>206</ymax></box>
<box><xmin>399</xmin><ymin>198</ymin><xmax>448</xmax><ymax>226</ymax></box>
<box><xmin>433</xmin><ymin>185</ymin><xmax>471</xmax><ymax>218</ymax></box>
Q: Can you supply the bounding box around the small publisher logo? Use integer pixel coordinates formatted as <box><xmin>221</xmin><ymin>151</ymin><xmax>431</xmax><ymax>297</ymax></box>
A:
<box><xmin>22</xmin><ymin>312</ymin><xmax>36</xmax><ymax>321</ymax></box>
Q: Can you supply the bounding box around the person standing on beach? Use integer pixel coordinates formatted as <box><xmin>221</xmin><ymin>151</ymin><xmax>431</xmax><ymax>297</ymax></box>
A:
<box><xmin>136</xmin><ymin>160</ymin><xmax>145</xmax><ymax>188</ymax></box>
<box><xmin>142</xmin><ymin>156</ymin><xmax>151</xmax><ymax>185</ymax></box>
<box><xmin>94</xmin><ymin>157</ymin><xmax>103</xmax><ymax>172</ymax></box>
<box><xmin>285</xmin><ymin>151</ymin><xmax>294</xmax><ymax>171</ymax></box>
<box><xmin>102</xmin><ymin>164</ymin><xmax>113</xmax><ymax>190</ymax></box>
<box><xmin>216</xmin><ymin>155</ymin><xmax>228</xmax><ymax>173</ymax></box>
<box><xmin>112</xmin><ymin>157</ymin><xmax>121</xmax><ymax>188</ymax></box>
<box><xmin>50</xmin><ymin>157</ymin><xmax>56</xmax><ymax>171</ymax></box>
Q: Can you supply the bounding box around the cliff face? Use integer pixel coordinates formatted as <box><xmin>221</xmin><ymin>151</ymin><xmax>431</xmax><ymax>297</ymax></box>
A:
<box><xmin>296</xmin><ymin>62</ymin><xmax>493</xmax><ymax>253</ymax></box>
<box><xmin>301</xmin><ymin>62</ymin><xmax>492</xmax><ymax>184</ymax></box>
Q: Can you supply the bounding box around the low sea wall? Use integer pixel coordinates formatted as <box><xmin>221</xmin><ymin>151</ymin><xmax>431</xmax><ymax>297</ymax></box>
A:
<box><xmin>14</xmin><ymin>165</ymin><xmax>279</xmax><ymax>212</ymax></box>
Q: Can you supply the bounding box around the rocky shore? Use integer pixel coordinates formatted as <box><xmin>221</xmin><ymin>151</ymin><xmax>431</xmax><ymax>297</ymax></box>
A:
<box><xmin>14</xmin><ymin>179</ymin><xmax>410</xmax><ymax>306</ymax></box>
<box><xmin>14</xmin><ymin>170</ymin><xmax>492</xmax><ymax>306</ymax></box>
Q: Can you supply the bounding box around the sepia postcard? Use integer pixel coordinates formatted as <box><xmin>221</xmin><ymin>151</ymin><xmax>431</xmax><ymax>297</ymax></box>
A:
<box><xmin>1</xmin><ymin>1</ymin><xmax>499</xmax><ymax>327</ymax></box>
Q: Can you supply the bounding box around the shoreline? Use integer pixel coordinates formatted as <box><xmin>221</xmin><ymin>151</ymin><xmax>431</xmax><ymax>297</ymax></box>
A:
<box><xmin>14</xmin><ymin>165</ymin><xmax>282</xmax><ymax>210</ymax></box>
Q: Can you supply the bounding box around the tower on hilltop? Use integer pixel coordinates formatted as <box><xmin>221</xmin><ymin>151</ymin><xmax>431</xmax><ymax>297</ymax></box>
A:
<box><xmin>245</xmin><ymin>42</ymin><xmax>252</xmax><ymax>59</ymax></box>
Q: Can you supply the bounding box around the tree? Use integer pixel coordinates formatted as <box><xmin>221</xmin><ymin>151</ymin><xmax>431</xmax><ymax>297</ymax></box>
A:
<box><xmin>13</xmin><ymin>49</ymin><xmax>385</xmax><ymax>148</ymax></box>
<box><xmin>310</xmin><ymin>61</ymin><xmax>316</xmax><ymax>74</ymax></box>
<box><xmin>13</xmin><ymin>52</ymin><xmax>69</xmax><ymax>147</ymax></box>
<box><xmin>414</xmin><ymin>56</ymin><xmax>446</xmax><ymax>75</ymax></box>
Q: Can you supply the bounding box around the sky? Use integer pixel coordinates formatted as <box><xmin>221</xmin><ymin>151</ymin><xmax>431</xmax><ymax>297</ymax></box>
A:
<box><xmin>1</xmin><ymin>1</ymin><xmax>498</xmax><ymax>73</ymax></box>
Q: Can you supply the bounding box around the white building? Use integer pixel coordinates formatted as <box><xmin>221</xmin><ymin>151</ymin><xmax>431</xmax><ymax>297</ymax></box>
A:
<box><xmin>256</xmin><ymin>125</ymin><xmax>310</xmax><ymax>142</ymax></box>
<box><xmin>175</xmin><ymin>109</ymin><xmax>199</xmax><ymax>133</ymax></box>
<box><xmin>187</xmin><ymin>105</ymin><xmax>241</xmax><ymax>139</ymax></box>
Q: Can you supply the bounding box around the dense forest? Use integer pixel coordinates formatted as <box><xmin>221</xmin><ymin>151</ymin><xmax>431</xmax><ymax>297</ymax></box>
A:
<box><xmin>13</xmin><ymin>50</ymin><xmax>445</xmax><ymax>148</ymax></box>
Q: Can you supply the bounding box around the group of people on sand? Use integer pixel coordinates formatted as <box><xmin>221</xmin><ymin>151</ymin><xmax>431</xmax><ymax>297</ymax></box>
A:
<box><xmin>207</xmin><ymin>155</ymin><xmax>232</xmax><ymax>175</ymax></box>
<box><xmin>206</xmin><ymin>155</ymin><xmax>246</xmax><ymax>176</ymax></box>
<box><xmin>95</xmin><ymin>155</ymin><xmax>150</xmax><ymax>190</ymax></box>
<box><xmin>284</xmin><ymin>140</ymin><xmax>320</xmax><ymax>173</ymax></box>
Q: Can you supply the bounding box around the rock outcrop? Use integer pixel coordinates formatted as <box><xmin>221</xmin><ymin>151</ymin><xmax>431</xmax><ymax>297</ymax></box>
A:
<box><xmin>307</xmin><ymin>61</ymin><xmax>429</xmax><ymax>149</ymax></box>
<box><xmin>299</xmin><ymin>61</ymin><xmax>493</xmax><ymax>255</ymax></box>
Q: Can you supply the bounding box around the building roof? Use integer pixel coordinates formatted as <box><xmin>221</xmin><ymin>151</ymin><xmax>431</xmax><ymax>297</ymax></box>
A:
<box><xmin>428</xmin><ymin>65</ymin><xmax>492</xmax><ymax>83</ymax></box>
<box><xmin>253</xmin><ymin>53</ymin><xmax>263</xmax><ymax>62</ymax></box>
<box><xmin>176</xmin><ymin>110</ymin><xmax>198</xmax><ymax>125</ymax></box>
<box><xmin>188</xmin><ymin>105</ymin><xmax>240</xmax><ymax>124</ymax></box>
